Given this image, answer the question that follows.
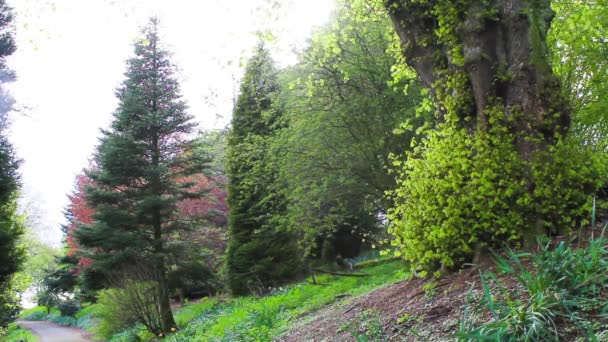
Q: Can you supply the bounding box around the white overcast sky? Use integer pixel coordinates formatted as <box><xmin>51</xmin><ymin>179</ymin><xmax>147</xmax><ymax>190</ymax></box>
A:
<box><xmin>5</xmin><ymin>0</ymin><xmax>335</xmax><ymax>246</ymax></box>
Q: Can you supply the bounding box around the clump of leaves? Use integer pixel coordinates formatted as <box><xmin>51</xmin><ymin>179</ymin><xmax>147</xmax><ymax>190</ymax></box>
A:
<box><xmin>340</xmin><ymin>310</ymin><xmax>388</xmax><ymax>342</ymax></box>
<box><xmin>422</xmin><ymin>280</ymin><xmax>438</xmax><ymax>297</ymax></box>
<box><xmin>458</xmin><ymin>230</ymin><xmax>608</xmax><ymax>340</ymax></box>
<box><xmin>389</xmin><ymin>106</ymin><xmax>605</xmax><ymax>274</ymax></box>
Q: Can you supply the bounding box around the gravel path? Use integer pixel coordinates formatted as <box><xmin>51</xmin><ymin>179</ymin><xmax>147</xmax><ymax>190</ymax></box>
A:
<box><xmin>17</xmin><ymin>321</ymin><xmax>92</xmax><ymax>342</ymax></box>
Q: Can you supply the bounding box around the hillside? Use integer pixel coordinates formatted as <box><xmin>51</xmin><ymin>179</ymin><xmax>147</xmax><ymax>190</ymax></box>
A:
<box><xmin>284</xmin><ymin>227</ymin><xmax>608</xmax><ymax>341</ymax></box>
<box><xmin>14</xmin><ymin>225</ymin><xmax>608</xmax><ymax>341</ymax></box>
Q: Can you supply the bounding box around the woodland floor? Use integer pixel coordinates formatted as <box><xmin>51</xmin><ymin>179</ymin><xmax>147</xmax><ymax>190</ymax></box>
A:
<box><xmin>282</xmin><ymin>228</ymin><xmax>606</xmax><ymax>341</ymax></box>
<box><xmin>281</xmin><ymin>265</ymin><xmax>494</xmax><ymax>341</ymax></box>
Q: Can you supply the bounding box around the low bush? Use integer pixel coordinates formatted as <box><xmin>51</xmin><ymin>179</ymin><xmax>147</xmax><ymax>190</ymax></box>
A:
<box><xmin>1</xmin><ymin>323</ymin><xmax>38</xmax><ymax>342</ymax></box>
<box><xmin>19</xmin><ymin>306</ymin><xmax>57</xmax><ymax>321</ymax></box>
<box><xmin>57</xmin><ymin>299</ymin><xmax>80</xmax><ymax>317</ymax></box>
<box><xmin>389</xmin><ymin>113</ymin><xmax>606</xmax><ymax>275</ymax></box>
<box><xmin>46</xmin><ymin>311</ymin><xmax>77</xmax><ymax>326</ymax></box>
<box><xmin>94</xmin><ymin>282</ymin><xmax>159</xmax><ymax>340</ymax></box>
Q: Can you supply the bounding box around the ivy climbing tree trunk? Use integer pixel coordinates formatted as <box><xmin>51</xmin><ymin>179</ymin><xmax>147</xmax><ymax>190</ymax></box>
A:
<box><xmin>386</xmin><ymin>0</ymin><xmax>570</xmax><ymax>149</ymax></box>
<box><xmin>385</xmin><ymin>0</ymin><xmax>572</xmax><ymax>241</ymax></box>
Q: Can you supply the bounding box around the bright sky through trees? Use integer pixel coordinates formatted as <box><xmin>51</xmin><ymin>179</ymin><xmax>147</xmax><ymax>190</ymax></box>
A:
<box><xmin>4</xmin><ymin>0</ymin><xmax>333</xmax><ymax>245</ymax></box>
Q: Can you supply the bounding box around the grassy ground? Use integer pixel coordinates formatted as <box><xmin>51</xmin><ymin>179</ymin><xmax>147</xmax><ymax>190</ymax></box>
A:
<box><xmin>15</xmin><ymin>259</ymin><xmax>407</xmax><ymax>341</ymax></box>
<box><xmin>17</xmin><ymin>231</ymin><xmax>608</xmax><ymax>341</ymax></box>
<box><xmin>0</xmin><ymin>323</ymin><xmax>38</xmax><ymax>342</ymax></box>
<box><xmin>104</xmin><ymin>259</ymin><xmax>408</xmax><ymax>341</ymax></box>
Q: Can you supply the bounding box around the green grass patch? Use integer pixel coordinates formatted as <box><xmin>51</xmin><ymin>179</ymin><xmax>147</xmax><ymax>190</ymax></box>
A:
<box><xmin>158</xmin><ymin>260</ymin><xmax>407</xmax><ymax>341</ymax></box>
<box><xmin>1</xmin><ymin>323</ymin><xmax>38</xmax><ymax>342</ymax></box>
<box><xmin>19</xmin><ymin>307</ymin><xmax>58</xmax><ymax>321</ymax></box>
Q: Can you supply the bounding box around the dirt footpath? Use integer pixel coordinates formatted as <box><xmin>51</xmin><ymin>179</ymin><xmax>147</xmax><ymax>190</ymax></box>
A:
<box><xmin>17</xmin><ymin>321</ymin><xmax>92</xmax><ymax>342</ymax></box>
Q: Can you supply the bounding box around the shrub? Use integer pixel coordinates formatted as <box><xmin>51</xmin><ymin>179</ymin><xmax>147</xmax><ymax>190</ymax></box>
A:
<box><xmin>95</xmin><ymin>281</ymin><xmax>160</xmax><ymax>340</ymax></box>
<box><xmin>389</xmin><ymin>112</ymin><xmax>606</xmax><ymax>274</ymax></box>
<box><xmin>20</xmin><ymin>306</ymin><xmax>56</xmax><ymax>321</ymax></box>
<box><xmin>1</xmin><ymin>323</ymin><xmax>37</xmax><ymax>341</ymax></box>
<box><xmin>168</xmin><ymin>260</ymin><xmax>220</xmax><ymax>299</ymax></box>
<box><xmin>47</xmin><ymin>311</ymin><xmax>77</xmax><ymax>326</ymax></box>
<box><xmin>57</xmin><ymin>299</ymin><xmax>80</xmax><ymax>317</ymax></box>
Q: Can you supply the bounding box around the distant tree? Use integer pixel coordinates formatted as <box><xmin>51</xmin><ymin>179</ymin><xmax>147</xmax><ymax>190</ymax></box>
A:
<box><xmin>64</xmin><ymin>173</ymin><xmax>95</xmax><ymax>269</ymax></box>
<box><xmin>61</xmin><ymin>132</ymin><xmax>228</xmax><ymax>303</ymax></box>
<box><xmin>74</xmin><ymin>19</ymin><xmax>207</xmax><ymax>334</ymax></box>
<box><xmin>0</xmin><ymin>0</ymin><xmax>24</xmax><ymax>332</ymax></box>
<box><xmin>226</xmin><ymin>44</ymin><xmax>299</xmax><ymax>295</ymax></box>
<box><xmin>549</xmin><ymin>0</ymin><xmax>608</xmax><ymax>145</ymax></box>
<box><xmin>275</xmin><ymin>1</ymin><xmax>430</xmax><ymax>261</ymax></box>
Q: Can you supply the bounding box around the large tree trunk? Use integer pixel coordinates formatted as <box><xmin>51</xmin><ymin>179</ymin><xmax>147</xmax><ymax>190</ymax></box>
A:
<box><xmin>385</xmin><ymin>0</ymin><xmax>571</xmax><ymax>241</ymax></box>
<box><xmin>386</xmin><ymin>0</ymin><xmax>569</xmax><ymax>146</ymax></box>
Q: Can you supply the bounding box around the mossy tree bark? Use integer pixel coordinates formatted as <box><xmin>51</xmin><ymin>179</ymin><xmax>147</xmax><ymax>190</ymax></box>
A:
<box><xmin>386</xmin><ymin>0</ymin><xmax>571</xmax><ymax>240</ymax></box>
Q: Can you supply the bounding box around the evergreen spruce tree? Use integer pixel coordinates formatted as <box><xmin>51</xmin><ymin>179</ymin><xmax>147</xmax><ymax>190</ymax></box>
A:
<box><xmin>0</xmin><ymin>0</ymin><xmax>25</xmax><ymax>331</ymax></box>
<box><xmin>75</xmin><ymin>19</ymin><xmax>204</xmax><ymax>334</ymax></box>
<box><xmin>226</xmin><ymin>44</ymin><xmax>299</xmax><ymax>295</ymax></box>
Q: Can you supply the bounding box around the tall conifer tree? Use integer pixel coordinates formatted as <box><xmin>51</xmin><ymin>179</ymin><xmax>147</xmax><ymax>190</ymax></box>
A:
<box><xmin>226</xmin><ymin>44</ymin><xmax>299</xmax><ymax>295</ymax></box>
<box><xmin>75</xmin><ymin>19</ymin><xmax>204</xmax><ymax>333</ymax></box>
<box><xmin>0</xmin><ymin>0</ymin><xmax>25</xmax><ymax>330</ymax></box>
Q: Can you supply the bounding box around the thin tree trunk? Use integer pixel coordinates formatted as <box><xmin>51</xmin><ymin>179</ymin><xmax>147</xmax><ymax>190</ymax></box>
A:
<box><xmin>156</xmin><ymin>254</ymin><xmax>176</xmax><ymax>332</ymax></box>
<box><xmin>151</xmin><ymin>128</ymin><xmax>176</xmax><ymax>332</ymax></box>
<box><xmin>152</xmin><ymin>196</ymin><xmax>176</xmax><ymax>332</ymax></box>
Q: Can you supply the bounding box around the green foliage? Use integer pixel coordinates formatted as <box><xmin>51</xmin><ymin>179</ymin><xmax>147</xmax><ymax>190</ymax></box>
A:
<box><xmin>458</xmin><ymin>233</ymin><xmax>608</xmax><ymax>340</ymax></box>
<box><xmin>95</xmin><ymin>283</ymin><xmax>160</xmax><ymax>340</ymax></box>
<box><xmin>168</xmin><ymin>258</ymin><xmax>220</xmax><ymax>299</ymax></box>
<box><xmin>275</xmin><ymin>0</ymin><xmax>430</xmax><ymax>261</ymax></box>
<box><xmin>195</xmin><ymin>128</ymin><xmax>228</xmax><ymax>176</ymax></box>
<box><xmin>389</xmin><ymin>110</ymin><xmax>606</xmax><ymax>274</ymax></box>
<box><xmin>16</xmin><ymin>261</ymin><xmax>405</xmax><ymax>341</ymax></box>
<box><xmin>36</xmin><ymin>255</ymin><xmax>76</xmax><ymax>313</ymax></box>
<box><xmin>57</xmin><ymin>299</ymin><xmax>80</xmax><ymax>317</ymax></box>
<box><xmin>549</xmin><ymin>0</ymin><xmax>608</xmax><ymax>145</ymax></box>
<box><xmin>20</xmin><ymin>306</ymin><xmax>56</xmax><ymax>321</ymax></box>
<box><xmin>75</xmin><ymin>18</ymin><xmax>208</xmax><ymax>333</ymax></box>
<box><xmin>0</xmin><ymin>200</ymin><xmax>27</xmax><ymax>330</ymax></box>
<box><xmin>45</xmin><ymin>311</ymin><xmax>78</xmax><ymax>326</ymax></box>
<box><xmin>0</xmin><ymin>2</ymin><xmax>22</xmax><ymax>329</ymax></box>
<box><xmin>226</xmin><ymin>43</ymin><xmax>299</xmax><ymax>295</ymax></box>
<box><xmin>0</xmin><ymin>196</ymin><xmax>25</xmax><ymax>286</ymax></box>
<box><xmin>0</xmin><ymin>272</ymin><xmax>28</xmax><ymax>331</ymax></box>
<box><xmin>340</xmin><ymin>310</ymin><xmax>388</xmax><ymax>342</ymax></box>
<box><xmin>156</xmin><ymin>260</ymin><xmax>407</xmax><ymax>341</ymax></box>
<box><xmin>1</xmin><ymin>323</ymin><xmax>38</xmax><ymax>342</ymax></box>
<box><xmin>19</xmin><ymin>303</ymin><xmax>99</xmax><ymax>337</ymax></box>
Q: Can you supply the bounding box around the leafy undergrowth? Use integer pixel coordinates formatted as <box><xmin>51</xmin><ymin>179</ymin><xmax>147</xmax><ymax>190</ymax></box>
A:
<box><xmin>458</xmin><ymin>234</ymin><xmax>608</xmax><ymax>340</ymax></box>
<box><xmin>0</xmin><ymin>323</ymin><xmax>38</xmax><ymax>342</ymax></box>
<box><xmin>22</xmin><ymin>232</ymin><xmax>608</xmax><ymax>341</ymax></box>
<box><xmin>16</xmin><ymin>259</ymin><xmax>406</xmax><ymax>341</ymax></box>
<box><xmin>285</xmin><ymin>227</ymin><xmax>608</xmax><ymax>341</ymax></box>
<box><xmin>109</xmin><ymin>260</ymin><xmax>407</xmax><ymax>341</ymax></box>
